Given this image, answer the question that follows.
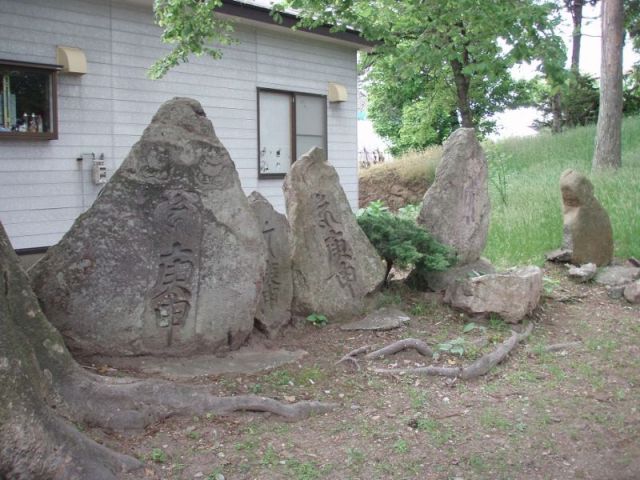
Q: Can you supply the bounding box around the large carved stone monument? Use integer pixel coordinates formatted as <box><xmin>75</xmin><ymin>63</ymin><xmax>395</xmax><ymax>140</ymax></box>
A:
<box><xmin>248</xmin><ymin>191</ymin><xmax>293</xmax><ymax>337</ymax></box>
<box><xmin>30</xmin><ymin>98</ymin><xmax>266</xmax><ymax>357</ymax></box>
<box><xmin>560</xmin><ymin>169</ymin><xmax>613</xmax><ymax>266</ymax></box>
<box><xmin>417</xmin><ymin>128</ymin><xmax>490</xmax><ymax>264</ymax></box>
<box><xmin>283</xmin><ymin>148</ymin><xmax>386</xmax><ymax>318</ymax></box>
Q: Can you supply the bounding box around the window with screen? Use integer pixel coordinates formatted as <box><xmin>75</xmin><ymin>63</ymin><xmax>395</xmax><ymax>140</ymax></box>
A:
<box><xmin>258</xmin><ymin>89</ymin><xmax>327</xmax><ymax>178</ymax></box>
<box><xmin>0</xmin><ymin>60</ymin><xmax>59</xmax><ymax>140</ymax></box>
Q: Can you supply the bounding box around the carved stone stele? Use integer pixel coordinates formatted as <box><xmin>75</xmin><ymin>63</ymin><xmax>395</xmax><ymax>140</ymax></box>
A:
<box><xmin>417</xmin><ymin>128</ymin><xmax>490</xmax><ymax>264</ymax></box>
<box><xmin>248</xmin><ymin>191</ymin><xmax>293</xmax><ymax>337</ymax></box>
<box><xmin>30</xmin><ymin>98</ymin><xmax>266</xmax><ymax>357</ymax></box>
<box><xmin>283</xmin><ymin>147</ymin><xmax>386</xmax><ymax>318</ymax></box>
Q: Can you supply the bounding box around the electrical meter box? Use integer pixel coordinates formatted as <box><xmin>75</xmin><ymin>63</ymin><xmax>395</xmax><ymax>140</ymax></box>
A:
<box><xmin>92</xmin><ymin>158</ymin><xmax>107</xmax><ymax>185</ymax></box>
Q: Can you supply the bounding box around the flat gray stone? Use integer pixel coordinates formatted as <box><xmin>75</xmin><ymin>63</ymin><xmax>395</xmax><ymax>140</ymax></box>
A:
<box><xmin>88</xmin><ymin>348</ymin><xmax>307</xmax><ymax>379</ymax></box>
<box><xmin>340</xmin><ymin>307</ymin><xmax>410</xmax><ymax>331</ymax></box>
<box><xmin>567</xmin><ymin>263</ymin><xmax>597</xmax><ymax>283</ymax></box>
<box><xmin>30</xmin><ymin>98</ymin><xmax>266</xmax><ymax>357</ymax></box>
<box><xmin>595</xmin><ymin>266</ymin><xmax>640</xmax><ymax>287</ymax></box>
<box><xmin>607</xmin><ymin>286</ymin><xmax>626</xmax><ymax>299</ymax></box>
<box><xmin>623</xmin><ymin>281</ymin><xmax>640</xmax><ymax>304</ymax></box>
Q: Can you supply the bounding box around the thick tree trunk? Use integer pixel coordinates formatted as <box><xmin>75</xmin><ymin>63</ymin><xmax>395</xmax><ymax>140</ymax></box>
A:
<box><xmin>571</xmin><ymin>0</ymin><xmax>584</xmax><ymax>72</ymax></box>
<box><xmin>552</xmin><ymin>92</ymin><xmax>563</xmax><ymax>133</ymax></box>
<box><xmin>0</xmin><ymin>226</ymin><xmax>142</xmax><ymax>479</ymax></box>
<box><xmin>450</xmin><ymin>58</ymin><xmax>474</xmax><ymax>128</ymax></box>
<box><xmin>593</xmin><ymin>0</ymin><xmax>624</xmax><ymax>171</ymax></box>
<box><xmin>0</xmin><ymin>223</ymin><xmax>332</xmax><ymax>479</ymax></box>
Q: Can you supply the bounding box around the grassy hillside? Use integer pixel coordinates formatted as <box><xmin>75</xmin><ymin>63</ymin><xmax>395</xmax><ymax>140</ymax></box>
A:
<box><xmin>359</xmin><ymin>117</ymin><xmax>640</xmax><ymax>266</ymax></box>
<box><xmin>359</xmin><ymin>147</ymin><xmax>441</xmax><ymax>210</ymax></box>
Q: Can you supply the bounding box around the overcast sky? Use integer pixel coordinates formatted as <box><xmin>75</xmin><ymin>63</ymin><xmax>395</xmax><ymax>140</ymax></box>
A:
<box><xmin>356</xmin><ymin>3</ymin><xmax>639</xmax><ymax>148</ymax></box>
<box><xmin>495</xmin><ymin>3</ymin><xmax>639</xmax><ymax>138</ymax></box>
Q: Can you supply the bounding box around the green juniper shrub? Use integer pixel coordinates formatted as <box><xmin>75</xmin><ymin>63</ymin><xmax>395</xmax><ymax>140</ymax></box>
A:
<box><xmin>356</xmin><ymin>200</ymin><xmax>455</xmax><ymax>285</ymax></box>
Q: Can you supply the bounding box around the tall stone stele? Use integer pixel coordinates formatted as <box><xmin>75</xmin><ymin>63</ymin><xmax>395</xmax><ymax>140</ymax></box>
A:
<box><xmin>560</xmin><ymin>169</ymin><xmax>613</xmax><ymax>266</ymax></box>
<box><xmin>30</xmin><ymin>98</ymin><xmax>267</xmax><ymax>357</ymax></box>
<box><xmin>248</xmin><ymin>191</ymin><xmax>293</xmax><ymax>337</ymax></box>
<box><xmin>283</xmin><ymin>148</ymin><xmax>386</xmax><ymax>318</ymax></box>
<box><xmin>417</xmin><ymin>128</ymin><xmax>491</xmax><ymax>264</ymax></box>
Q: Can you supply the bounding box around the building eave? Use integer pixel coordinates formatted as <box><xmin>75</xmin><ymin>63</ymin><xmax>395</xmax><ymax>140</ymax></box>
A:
<box><xmin>217</xmin><ymin>0</ymin><xmax>374</xmax><ymax>51</ymax></box>
<box><xmin>121</xmin><ymin>0</ymin><xmax>374</xmax><ymax>51</ymax></box>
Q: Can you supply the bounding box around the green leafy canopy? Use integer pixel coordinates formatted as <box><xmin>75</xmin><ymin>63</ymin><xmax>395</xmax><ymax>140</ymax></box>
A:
<box><xmin>150</xmin><ymin>0</ymin><xmax>237</xmax><ymax>79</ymax></box>
<box><xmin>278</xmin><ymin>0</ymin><xmax>566</xmax><ymax>147</ymax></box>
<box><xmin>149</xmin><ymin>0</ymin><xmax>566</xmax><ymax>154</ymax></box>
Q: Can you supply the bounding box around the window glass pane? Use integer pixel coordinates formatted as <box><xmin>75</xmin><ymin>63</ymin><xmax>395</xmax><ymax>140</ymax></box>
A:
<box><xmin>0</xmin><ymin>68</ymin><xmax>52</xmax><ymax>133</ymax></box>
<box><xmin>296</xmin><ymin>134</ymin><xmax>325</xmax><ymax>158</ymax></box>
<box><xmin>295</xmin><ymin>94</ymin><xmax>324</xmax><ymax>136</ymax></box>
<box><xmin>259</xmin><ymin>91</ymin><xmax>292</xmax><ymax>175</ymax></box>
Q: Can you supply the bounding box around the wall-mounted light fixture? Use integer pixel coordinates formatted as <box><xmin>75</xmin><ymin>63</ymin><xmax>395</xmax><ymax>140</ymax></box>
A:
<box><xmin>328</xmin><ymin>82</ymin><xmax>347</xmax><ymax>103</ymax></box>
<box><xmin>56</xmin><ymin>46</ymin><xmax>87</xmax><ymax>75</ymax></box>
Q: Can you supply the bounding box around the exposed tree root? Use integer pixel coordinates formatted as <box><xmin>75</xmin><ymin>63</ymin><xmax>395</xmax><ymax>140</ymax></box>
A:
<box><xmin>541</xmin><ymin>341</ymin><xmax>582</xmax><ymax>353</ymax></box>
<box><xmin>56</xmin><ymin>372</ymin><xmax>336</xmax><ymax>432</ymax></box>
<box><xmin>374</xmin><ymin>323</ymin><xmax>534</xmax><ymax>379</ymax></box>
<box><xmin>1</xmin><ymin>411</ymin><xmax>142</xmax><ymax>480</ymax></box>
<box><xmin>365</xmin><ymin>338</ymin><xmax>433</xmax><ymax>359</ymax></box>
<box><xmin>336</xmin><ymin>345</ymin><xmax>371</xmax><ymax>370</ymax></box>
<box><xmin>337</xmin><ymin>338</ymin><xmax>434</xmax><ymax>371</ymax></box>
<box><xmin>0</xmin><ymin>222</ymin><xmax>334</xmax><ymax>480</ymax></box>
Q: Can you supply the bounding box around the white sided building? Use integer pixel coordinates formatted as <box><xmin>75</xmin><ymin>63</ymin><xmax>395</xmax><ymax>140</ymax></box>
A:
<box><xmin>0</xmin><ymin>0</ymin><xmax>370</xmax><ymax>252</ymax></box>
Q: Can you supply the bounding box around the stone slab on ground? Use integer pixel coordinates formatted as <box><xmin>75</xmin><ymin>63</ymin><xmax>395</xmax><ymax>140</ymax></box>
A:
<box><xmin>595</xmin><ymin>266</ymin><xmax>640</xmax><ymax>287</ymax></box>
<box><xmin>340</xmin><ymin>307</ymin><xmax>410</xmax><ymax>331</ymax></box>
<box><xmin>444</xmin><ymin>266</ymin><xmax>543</xmax><ymax>323</ymax></box>
<box><xmin>88</xmin><ymin>348</ymin><xmax>308</xmax><ymax>379</ymax></box>
<box><xmin>607</xmin><ymin>286</ymin><xmax>626</xmax><ymax>299</ymax></box>
<box><xmin>568</xmin><ymin>263</ymin><xmax>597</xmax><ymax>283</ymax></box>
<box><xmin>624</xmin><ymin>281</ymin><xmax>640</xmax><ymax>304</ymax></box>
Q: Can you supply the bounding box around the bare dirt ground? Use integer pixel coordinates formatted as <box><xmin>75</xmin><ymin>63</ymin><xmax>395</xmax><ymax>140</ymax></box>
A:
<box><xmin>87</xmin><ymin>264</ymin><xmax>639</xmax><ymax>480</ymax></box>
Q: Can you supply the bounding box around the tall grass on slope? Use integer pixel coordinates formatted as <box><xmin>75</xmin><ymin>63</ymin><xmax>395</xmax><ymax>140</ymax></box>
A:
<box><xmin>484</xmin><ymin>116</ymin><xmax>640</xmax><ymax>267</ymax></box>
<box><xmin>359</xmin><ymin>147</ymin><xmax>442</xmax><ymax>185</ymax></box>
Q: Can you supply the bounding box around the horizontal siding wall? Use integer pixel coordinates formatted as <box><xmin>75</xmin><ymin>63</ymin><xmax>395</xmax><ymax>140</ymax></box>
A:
<box><xmin>255</xmin><ymin>30</ymin><xmax>358</xmax><ymax>212</ymax></box>
<box><xmin>0</xmin><ymin>0</ymin><xmax>359</xmax><ymax>249</ymax></box>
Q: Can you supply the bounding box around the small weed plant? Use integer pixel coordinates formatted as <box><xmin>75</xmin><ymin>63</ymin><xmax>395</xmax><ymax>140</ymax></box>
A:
<box><xmin>393</xmin><ymin>438</ymin><xmax>409</xmax><ymax>453</ymax></box>
<box><xmin>306</xmin><ymin>313</ymin><xmax>328</xmax><ymax>327</ymax></box>
<box><xmin>436</xmin><ymin>337</ymin><xmax>466</xmax><ymax>357</ymax></box>
<box><xmin>486</xmin><ymin>146</ymin><xmax>511</xmax><ymax>207</ymax></box>
<box><xmin>150</xmin><ymin>448</ymin><xmax>166</xmax><ymax>464</ymax></box>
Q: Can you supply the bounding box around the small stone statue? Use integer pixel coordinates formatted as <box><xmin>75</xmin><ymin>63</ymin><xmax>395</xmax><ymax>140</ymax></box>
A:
<box><xmin>560</xmin><ymin>169</ymin><xmax>613</xmax><ymax>266</ymax></box>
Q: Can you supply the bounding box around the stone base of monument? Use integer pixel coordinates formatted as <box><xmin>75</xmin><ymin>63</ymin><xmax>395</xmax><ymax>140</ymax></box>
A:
<box><xmin>87</xmin><ymin>348</ymin><xmax>308</xmax><ymax>380</ymax></box>
<box><xmin>594</xmin><ymin>266</ymin><xmax>640</xmax><ymax>287</ymax></box>
<box><xmin>407</xmin><ymin>258</ymin><xmax>495</xmax><ymax>292</ymax></box>
<box><xmin>546</xmin><ymin>248</ymin><xmax>573</xmax><ymax>263</ymax></box>
<box><xmin>624</xmin><ymin>281</ymin><xmax>640</xmax><ymax>303</ymax></box>
<box><xmin>443</xmin><ymin>266</ymin><xmax>543</xmax><ymax>323</ymax></box>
